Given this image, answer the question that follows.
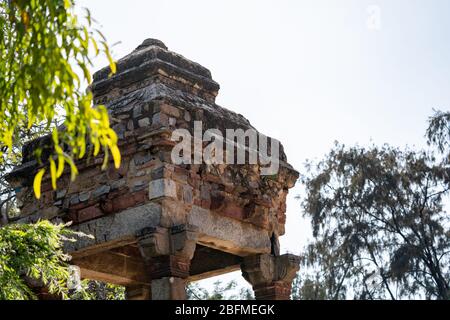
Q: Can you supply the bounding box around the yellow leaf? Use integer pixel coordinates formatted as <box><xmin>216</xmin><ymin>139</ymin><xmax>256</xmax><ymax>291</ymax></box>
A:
<box><xmin>110</xmin><ymin>144</ymin><xmax>121</xmax><ymax>169</ymax></box>
<box><xmin>33</xmin><ymin>169</ymin><xmax>46</xmax><ymax>199</ymax></box>
<box><xmin>78</xmin><ymin>138</ymin><xmax>86</xmax><ymax>159</ymax></box>
<box><xmin>103</xmin><ymin>43</ymin><xmax>116</xmax><ymax>75</ymax></box>
<box><xmin>56</xmin><ymin>154</ymin><xmax>65</xmax><ymax>178</ymax></box>
<box><xmin>64</xmin><ymin>155</ymin><xmax>79</xmax><ymax>181</ymax></box>
<box><xmin>27</xmin><ymin>114</ymin><xmax>36</xmax><ymax>129</ymax></box>
<box><xmin>101</xmin><ymin>148</ymin><xmax>109</xmax><ymax>171</ymax></box>
<box><xmin>91</xmin><ymin>38</ymin><xmax>99</xmax><ymax>55</ymax></box>
<box><xmin>79</xmin><ymin>61</ymin><xmax>92</xmax><ymax>84</ymax></box>
<box><xmin>52</xmin><ymin>128</ymin><xmax>59</xmax><ymax>145</ymax></box>
<box><xmin>63</xmin><ymin>0</ymin><xmax>72</xmax><ymax>9</ymax></box>
<box><xmin>93</xmin><ymin>140</ymin><xmax>100</xmax><ymax>156</ymax></box>
<box><xmin>21</xmin><ymin>11</ymin><xmax>29</xmax><ymax>28</ymax></box>
<box><xmin>4</xmin><ymin>130</ymin><xmax>13</xmax><ymax>150</ymax></box>
<box><xmin>107</xmin><ymin>128</ymin><xmax>118</xmax><ymax>144</ymax></box>
<box><xmin>109</xmin><ymin>59</ymin><xmax>117</xmax><ymax>74</ymax></box>
<box><xmin>49</xmin><ymin>158</ymin><xmax>57</xmax><ymax>190</ymax></box>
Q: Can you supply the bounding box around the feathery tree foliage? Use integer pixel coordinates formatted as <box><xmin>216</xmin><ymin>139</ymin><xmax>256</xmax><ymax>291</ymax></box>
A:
<box><xmin>0</xmin><ymin>220</ymin><xmax>77</xmax><ymax>299</ymax></box>
<box><xmin>297</xmin><ymin>110</ymin><xmax>450</xmax><ymax>300</ymax></box>
<box><xmin>69</xmin><ymin>280</ymin><xmax>125</xmax><ymax>300</ymax></box>
<box><xmin>187</xmin><ymin>280</ymin><xmax>254</xmax><ymax>300</ymax></box>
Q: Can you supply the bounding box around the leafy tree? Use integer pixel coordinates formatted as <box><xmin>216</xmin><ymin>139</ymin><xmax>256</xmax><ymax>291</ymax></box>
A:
<box><xmin>0</xmin><ymin>0</ymin><xmax>118</xmax><ymax>299</ymax></box>
<box><xmin>0</xmin><ymin>0</ymin><xmax>119</xmax><ymax>199</ymax></box>
<box><xmin>291</xmin><ymin>274</ymin><xmax>327</xmax><ymax>300</ymax></box>
<box><xmin>298</xmin><ymin>111</ymin><xmax>450</xmax><ymax>300</ymax></box>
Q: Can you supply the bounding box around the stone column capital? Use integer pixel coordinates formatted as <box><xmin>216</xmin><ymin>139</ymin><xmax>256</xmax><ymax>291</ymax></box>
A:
<box><xmin>137</xmin><ymin>224</ymin><xmax>198</xmax><ymax>261</ymax></box>
<box><xmin>137</xmin><ymin>224</ymin><xmax>198</xmax><ymax>300</ymax></box>
<box><xmin>241</xmin><ymin>253</ymin><xmax>300</xmax><ymax>300</ymax></box>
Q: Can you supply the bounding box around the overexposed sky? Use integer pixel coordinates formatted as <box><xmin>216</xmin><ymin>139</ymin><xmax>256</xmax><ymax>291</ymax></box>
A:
<box><xmin>77</xmin><ymin>0</ymin><xmax>450</xmax><ymax>290</ymax></box>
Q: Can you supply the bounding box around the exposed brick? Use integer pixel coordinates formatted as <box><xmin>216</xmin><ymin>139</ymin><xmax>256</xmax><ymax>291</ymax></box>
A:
<box><xmin>77</xmin><ymin>204</ymin><xmax>104</xmax><ymax>223</ymax></box>
<box><xmin>219</xmin><ymin>203</ymin><xmax>245</xmax><ymax>221</ymax></box>
<box><xmin>108</xmin><ymin>189</ymin><xmax>148</xmax><ymax>212</ymax></box>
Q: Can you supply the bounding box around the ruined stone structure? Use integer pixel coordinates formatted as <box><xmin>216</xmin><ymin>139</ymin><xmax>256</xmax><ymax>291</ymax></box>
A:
<box><xmin>7</xmin><ymin>39</ymin><xmax>300</xmax><ymax>300</ymax></box>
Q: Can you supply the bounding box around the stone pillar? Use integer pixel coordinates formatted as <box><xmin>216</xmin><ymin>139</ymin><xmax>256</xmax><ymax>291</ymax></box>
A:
<box><xmin>137</xmin><ymin>225</ymin><xmax>197</xmax><ymax>300</ymax></box>
<box><xmin>149</xmin><ymin>255</ymin><xmax>190</xmax><ymax>300</ymax></box>
<box><xmin>241</xmin><ymin>254</ymin><xmax>300</xmax><ymax>300</ymax></box>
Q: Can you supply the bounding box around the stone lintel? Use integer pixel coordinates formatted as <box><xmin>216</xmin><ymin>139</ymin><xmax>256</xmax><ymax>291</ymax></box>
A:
<box><xmin>67</xmin><ymin>202</ymin><xmax>270</xmax><ymax>262</ymax></box>
<box><xmin>65</xmin><ymin>202</ymin><xmax>161</xmax><ymax>254</ymax></box>
<box><xmin>188</xmin><ymin>206</ymin><xmax>271</xmax><ymax>256</ymax></box>
<box><xmin>73</xmin><ymin>250</ymin><xmax>150</xmax><ymax>286</ymax></box>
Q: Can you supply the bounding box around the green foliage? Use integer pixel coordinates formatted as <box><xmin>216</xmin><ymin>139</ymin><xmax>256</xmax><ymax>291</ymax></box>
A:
<box><xmin>187</xmin><ymin>280</ymin><xmax>254</xmax><ymax>300</ymax></box>
<box><xmin>299</xmin><ymin>111</ymin><xmax>450</xmax><ymax>300</ymax></box>
<box><xmin>0</xmin><ymin>220</ymin><xmax>78</xmax><ymax>299</ymax></box>
<box><xmin>0</xmin><ymin>0</ymin><xmax>119</xmax><ymax>199</ymax></box>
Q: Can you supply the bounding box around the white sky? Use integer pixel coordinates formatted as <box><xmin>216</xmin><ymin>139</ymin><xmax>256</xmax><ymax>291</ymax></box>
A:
<box><xmin>77</xmin><ymin>0</ymin><xmax>450</xmax><ymax>292</ymax></box>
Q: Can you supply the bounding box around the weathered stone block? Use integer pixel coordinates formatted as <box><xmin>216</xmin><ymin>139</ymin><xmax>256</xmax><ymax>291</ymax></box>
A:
<box><xmin>79</xmin><ymin>191</ymin><xmax>91</xmax><ymax>202</ymax></box>
<box><xmin>149</xmin><ymin>179</ymin><xmax>177</xmax><ymax>200</ymax></box>
<box><xmin>56</xmin><ymin>189</ymin><xmax>67</xmax><ymax>199</ymax></box>
<box><xmin>127</xmin><ymin>119</ymin><xmax>134</xmax><ymax>131</ymax></box>
<box><xmin>133</xmin><ymin>152</ymin><xmax>153</xmax><ymax>166</ymax></box>
<box><xmin>152</xmin><ymin>112</ymin><xmax>169</xmax><ymax>126</ymax></box>
<box><xmin>138</xmin><ymin>117</ymin><xmax>150</xmax><ymax>127</ymax></box>
<box><xmin>65</xmin><ymin>202</ymin><xmax>162</xmax><ymax>252</ymax></box>
<box><xmin>111</xmin><ymin>179</ymin><xmax>126</xmax><ymax>190</ymax></box>
<box><xmin>70</xmin><ymin>194</ymin><xmax>80</xmax><ymax>205</ymax></box>
<box><xmin>133</xmin><ymin>105</ymin><xmax>142</xmax><ymax>118</ymax></box>
<box><xmin>182</xmin><ymin>185</ymin><xmax>193</xmax><ymax>204</ymax></box>
<box><xmin>160</xmin><ymin>104</ymin><xmax>181</xmax><ymax>118</ymax></box>
<box><xmin>92</xmin><ymin>185</ymin><xmax>111</xmax><ymax>198</ymax></box>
